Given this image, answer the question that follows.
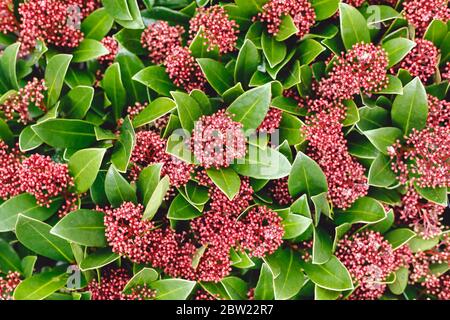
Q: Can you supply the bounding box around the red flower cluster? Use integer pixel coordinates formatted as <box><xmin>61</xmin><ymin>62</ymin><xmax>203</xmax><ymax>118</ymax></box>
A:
<box><xmin>398</xmin><ymin>39</ymin><xmax>438</xmax><ymax>82</ymax></box>
<box><xmin>395</xmin><ymin>187</ymin><xmax>445</xmax><ymax>239</ymax></box>
<box><xmin>19</xmin><ymin>154</ymin><xmax>77</xmax><ymax>216</ymax></box>
<box><xmin>409</xmin><ymin>235</ymin><xmax>450</xmax><ymax>299</ymax></box>
<box><xmin>189</xmin><ymin>5</ymin><xmax>239</xmax><ymax>54</ymax></box>
<box><xmin>126</xmin><ymin>102</ymin><xmax>147</xmax><ymax>121</ymax></box>
<box><xmin>104</xmin><ymin>201</ymin><xmax>283</xmax><ymax>283</ymax></box>
<box><xmin>240</xmin><ymin>206</ymin><xmax>284</xmax><ymax>258</ymax></box>
<box><xmin>164</xmin><ymin>46</ymin><xmax>206</xmax><ymax>92</ymax></box>
<box><xmin>141</xmin><ymin>21</ymin><xmax>185</xmax><ymax>65</ymax></box>
<box><xmin>257</xmin><ymin>0</ymin><xmax>316</xmax><ymax>39</ymax></box>
<box><xmin>258</xmin><ymin>108</ymin><xmax>283</xmax><ymax>134</ymax></box>
<box><xmin>304</xmin><ymin>103</ymin><xmax>368</xmax><ymax>209</ymax></box>
<box><xmin>98</xmin><ymin>36</ymin><xmax>119</xmax><ymax>65</ymax></box>
<box><xmin>0</xmin><ymin>271</ymin><xmax>21</xmax><ymax>300</ymax></box>
<box><xmin>335</xmin><ymin>231</ymin><xmax>412</xmax><ymax>300</ymax></box>
<box><xmin>0</xmin><ymin>143</ymin><xmax>77</xmax><ymax>216</ymax></box>
<box><xmin>403</xmin><ymin>0</ymin><xmax>450</xmax><ymax>35</ymax></box>
<box><xmin>18</xmin><ymin>0</ymin><xmax>98</xmax><ymax>55</ymax></box>
<box><xmin>0</xmin><ymin>141</ymin><xmax>23</xmax><ymax>200</ymax></box>
<box><xmin>0</xmin><ymin>0</ymin><xmax>17</xmax><ymax>34</ymax></box>
<box><xmin>269</xmin><ymin>177</ymin><xmax>293</xmax><ymax>206</ymax></box>
<box><xmin>88</xmin><ymin>268</ymin><xmax>156</xmax><ymax>300</ymax></box>
<box><xmin>196</xmin><ymin>170</ymin><xmax>254</xmax><ymax>215</ymax></box>
<box><xmin>389</xmin><ymin>96</ymin><xmax>450</xmax><ymax>189</ymax></box>
<box><xmin>316</xmin><ymin>43</ymin><xmax>389</xmax><ymax>101</ymax></box>
<box><xmin>443</xmin><ymin>62</ymin><xmax>450</xmax><ymax>81</ymax></box>
<box><xmin>192</xmin><ymin>110</ymin><xmax>247</xmax><ymax>169</ymax></box>
<box><xmin>130</xmin><ymin>130</ymin><xmax>193</xmax><ymax>188</ymax></box>
<box><xmin>0</xmin><ymin>78</ymin><xmax>47</xmax><ymax>124</ymax></box>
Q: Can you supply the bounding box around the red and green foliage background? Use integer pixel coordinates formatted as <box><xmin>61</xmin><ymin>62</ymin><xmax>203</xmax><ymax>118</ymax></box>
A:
<box><xmin>0</xmin><ymin>0</ymin><xmax>449</xmax><ymax>300</ymax></box>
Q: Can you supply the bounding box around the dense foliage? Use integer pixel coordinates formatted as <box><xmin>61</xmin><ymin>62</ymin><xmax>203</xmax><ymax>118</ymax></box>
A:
<box><xmin>0</xmin><ymin>0</ymin><xmax>449</xmax><ymax>301</ymax></box>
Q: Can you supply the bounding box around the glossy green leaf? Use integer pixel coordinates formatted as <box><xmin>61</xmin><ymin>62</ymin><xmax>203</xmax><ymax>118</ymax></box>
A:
<box><xmin>69</xmin><ymin>148</ymin><xmax>106</xmax><ymax>193</ymax></box>
<box><xmin>227</xmin><ymin>83</ymin><xmax>271</xmax><ymax>131</ymax></box>
<box><xmin>45</xmin><ymin>54</ymin><xmax>72</xmax><ymax>107</ymax></box>
<box><xmin>335</xmin><ymin>197</ymin><xmax>386</xmax><ymax>225</ymax></box>
<box><xmin>105</xmin><ymin>165</ymin><xmax>137</xmax><ymax>207</ymax></box>
<box><xmin>14</xmin><ymin>269</ymin><xmax>68</xmax><ymax>300</ymax></box>
<box><xmin>339</xmin><ymin>3</ymin><xmax>370</xmax><ymax>50</ymax></box>
<box><xmin>391</xmin><ymin>77</ymin><xmax>428</xmax><ymax>135</ymax></box>
<box><xmin>50</xmin><ymin>209</ymin><xmax>106</xmax><ymax>247</ymax></box>
<box><xmin>288</xmin><ymin>152</ymin><xmax>328</xmax><ymax>198</ymax></box>
<box><xmin>150</xmin><ymin>279</ymin><xmax>196</xmax><ymax>300</ymax></box>
<box><xmin>197</xmin><ymin>58</ymin><xmax>234</xmax><ymax>95</ymax></box>
<box><xmin>133</xmin><ymin>66</ymin><xmax>177</xmax><ymax>96</ymax></box>
<box><xmin>206</xmin><ymin>167</ymin><xmax>241</xmax><ymax>201</ymax></box>
<box><xmin>16</xmin><ymin>215</ymin><xmax>74</xmax><ymax>262</ymax></box>
<box><xmin>132</xmin><ymin>98</ymin><xmax>176</xmax><ymax>128</ymax></box>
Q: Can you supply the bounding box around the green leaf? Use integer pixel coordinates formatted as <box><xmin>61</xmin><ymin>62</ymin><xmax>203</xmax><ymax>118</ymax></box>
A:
<box><xmin>137</xmin><ymin>164</ymin><xmax>163</xmax><ymax>206</ymax></box>
<box><xmin>0</xmin><ymin>239</ymin><xmax>22</xmax><ymax>273</ymax></box>
<box><xmin>111</xmin><ymin>117</ymin><xmax>135</xmax><ymax>173</ymax></box>
<box><xmin>279</xmin><ymin>112</ymin><xmax>305</xmax><ymax>145</ymax></box>
<box><xmin>339</xmin><ymin>3</ymin><xmax>371</xmax><ymax>50</ymax></box>
<box><xmin>123</xmin><ymin>268</ymin><xmax>159</xmax><ymax>293</ymax></box>
<box><xmin>72</xmin><ymin>39</ymin><xmax>108</xmax><ymax>63</ymax></box>
<box><xmin>335</xmin><ymin>197</ymin><xmax>386</xmax><ymax>225</ymax></box>
<box><xmin>171</xmin><ymin>91</ymin><xmax>203</xmax><ymax>132</ymax></box>
<box><xmin>282</xmin><ymin>214</ymin><xmax>312</xmax><ymax>239</ymax></box>
<box><xmin>132</xmin><ymin>66</ymin><xmax>177</xmax><ymax>96</ymax></box>
<box><xmin>102</xmin><ymin>0</ymin><xmax>132</xmax><ymax>20</ymax></box>
<box><xmin>0</xmin><ymin>42</ymin><xmax>20</xmax><ymax>90</ymax></box>
<box><xmin>385</xmin><ymin>228</ymin><xmax>416</xmax><ymax>250</ymax></box>
<box><xmin>424</xmin><ymin>20</ymin><xmax>448</xmax><ymax>47</ymax></box>
<box><xmin>414</xmin><ymin>184</ymin><xmax>448</xmax><ymax>206</ymax></box>
<box><xmin>69</xmin><ymin>148</ymin><xmax>106</xmax><ymax>193</ymax></box>
<box><xmin>105</xmin><ymin>165</ymin><xmax>137</xmax><ymax>207</ymax></box>
<box><xmin>288</xmin><ymin>152</ymin><xmax>328</xmax><ymax>198</ymax></box>
<box><xmin>298</xmin><ymin>39</ymin><xmax>326</xmax><ymax>65</ymax></box>
<box><xmin>143</xmin><ymin>175</ymin><xmax>170</xmax><ymax>220</ymax></box>
<box><xmin>313</xmin><ymin>227</ymin><xmax>333</xmax><ymax>265</ymax></box>
<box><xmin>184</xmin><ymin>182</ymin><xmax>209</xmax><ymax>205</ymax></box>
<box><xmin>206</xmin><ymin>167</ymin><xmax>241</xmax><ymax>201</ymax></box>
<box><xmin>232</xmin><ymin>146</ymin><xmax>292</xmax><ymax>180</ymax></box>
<box><xmin>363</xmin><ymin>127</ymin><xmax>403</xmax><ymax>155</ymax></box>
<box><xmin>389</xmin><ymin>267</ymin><xmax>409</xmax><ymax>295</ymax></box>
<box><xmin>116</xmin><ymin>53</ymin><xmax>148</xmax><ymax>105</ymax></box>
<box><xmin>103</xmin><ymin>63</ymin><xmax>126</xmax><ymax>120</ymax></box>
<box><xmin>382</xmin><ymin>38</ymin><xmax>416</xmax><ymax>68</ymax></box>
<box><xmin>234</xmin><ymin>39</ymin><xmax>260</xmax><ymax>88</ymax></box>
<box><xmin>150</xmin><ymin>279</ymin><xmax>196</xmax><ymax>300</ymax></box>
<box><xmin>197</xmin><ymin>58</ymin><xmax>234</xmax><ymax>95</ymax></box>
<box><xmin>81</xmin><ymin>8</ymin><xmax>115</xmax><ymax>40</ymax></box>
<box><xmin>19</xmin><ymin>126</ymin><xmax>43</xmax><ymax>152</ymax></box>
<box><xmin>50</xmin><ymin>209</ymin><xmax>106</xmax><ymax>247</ymax></box>
<box><xmin>15</xmin><ymin>215</ymin><xmax>74</xmax><ymax>262</ymax></box>
<box><xmin>13</xmin><ymin>269</ymin><xmax>68</xmax><ymax>300</ymax></box>
<box><xmin>357</xmin><ymin>106</ymin><xmax>389</xmax><ymax>131</ymax></box>
<box><xmin>80</xmin><ymin>248</ymin><xmax>119</xmax><ymax>271</ymax></box>
<box><xmin>60</xmin><ymin>86</ymin><xmax>94</xmax><ymax>119</ymax></box>
<box><xmin>262</xmin><ymin>31</ymin><xmax>287</xmax><ymax>67</ymax></box>
<box><xmin>21</xmin><ymin>256</ymin><xmax>37</xmax><ymax>278</ymax></box>
<box><xmin>0</xmin><ymin>193</ymin><xmax>61</xmax><ymax>232</ymax></box>
<box><xmin>167</xmin><ymin>194</ymin><xmax>202</xmax><ymax>220</ymax></box>
<box><xmin>368</xmin><ymin>153</ymin><xmax>397</xmax><ymax>187</ymax></box>
<box><xmin>275</xmin><ymin>15</ymin><xmax>299</xmax><ymax>41</ymax></box>
<box><xmin>227</xmin><ymin>83</ymin><xmax>271</xmax><ymax>131</ymax></box>
<box><xmin>221</xmin><ymin>277</ymin><xmax>249</xmax><ymax>300</ymax></box>
<box><xmin>369</xmin><ymin>208</ymin><xmax>395</xmax><ymax>233</ymax></box>
<box><xmin>264</xmin><ymin>248</ymin><xmax>305</xmax><ymax>300</ymax></box>
<box><xmin>312</xmin><ymin>0</ymin><xmax>340</xmax><ymax>21</ymax></box>
<box><xmin>32</xmin><ymin>119</ymin><xmax>96</xmax><ymax>149</ymax></box>
<box><xmin>391</xmin><ymin>77</ymin><xmax>428</xmax><ymax>135</ymax></box>
<box><xmin>45</xmin><ymin>54</ymin><xmax>72</xmax><ymax>107</ymax></box>
<box><xmin>315</xmin><ymin>285</ymin><xmax>341</xmax><ymax>300</ymax></box>
<box><xmin>132</xmin><ymin>98</ymin><xmax>176</xmax><ymax>128</ymax></box>
<box><xmin>114</xmin><ymin>0</ymin><xmax>144</xmax><ymax>29</ymax></box>
<box><xmin>254</xmin><ymin>263</ymin><xmax>275</xmax><ymax>300</ymax></box>
<box><xmin>300</xmin><ymin>256</ymin><xmax>354</xmax><ymax>291</ymax></box>
<box><xmin>408</xmin><ymin>236</ymin><xmax>440</xmax><ymax>253</ymax></box>
<box><xmin>114</xmin><ymin>29</ymin><xmax>146</xmax><ymax>55</ymax></box>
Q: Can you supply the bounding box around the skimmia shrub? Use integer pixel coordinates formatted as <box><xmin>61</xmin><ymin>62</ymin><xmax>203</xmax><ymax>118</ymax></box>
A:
<box><xmin>0</xmin><ymin>0</ymin><xmax>448</xmax><ymax>302</ymax></box>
